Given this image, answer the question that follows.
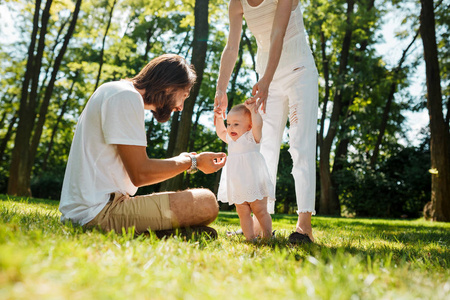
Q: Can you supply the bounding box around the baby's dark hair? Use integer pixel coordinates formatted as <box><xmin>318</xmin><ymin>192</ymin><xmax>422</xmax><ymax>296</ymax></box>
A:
<box><xmin>229</xmin><ymin>103</ymin><xmax>251</xmax><ymax>120</ymax></box>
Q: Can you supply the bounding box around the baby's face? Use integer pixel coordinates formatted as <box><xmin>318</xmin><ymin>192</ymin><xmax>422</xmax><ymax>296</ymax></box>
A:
<box><xmin>226</xmin><ymin>110</ymin><xmax>252</xmax><ymax>141</ymax></box>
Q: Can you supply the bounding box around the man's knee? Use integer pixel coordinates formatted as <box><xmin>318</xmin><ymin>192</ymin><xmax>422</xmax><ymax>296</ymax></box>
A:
<box><xmin>192</xmin><ymin>188</ymin><xmax>219</xmax><ymax>224</ymax></box>
<box><xmin>169</xmin><ymin>188</ymin><xmax>218</xmax><ymax>227</ymax></box>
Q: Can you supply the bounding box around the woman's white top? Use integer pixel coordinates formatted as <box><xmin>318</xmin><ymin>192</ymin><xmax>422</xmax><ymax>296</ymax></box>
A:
<box><xmin>240</xmin><ymin>0</ymin><xmax>315</xmax><ymax>77</ymax></box>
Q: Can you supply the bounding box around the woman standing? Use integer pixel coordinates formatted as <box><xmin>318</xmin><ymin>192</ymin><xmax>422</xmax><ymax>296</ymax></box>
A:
<box><xmin>215</xmin><ymin>0</ymin><xmax>318</xmax><ymax>243</ymax></box>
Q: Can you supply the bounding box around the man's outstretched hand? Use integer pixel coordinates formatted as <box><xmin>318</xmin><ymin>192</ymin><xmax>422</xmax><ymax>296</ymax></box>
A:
<box><xmin>197</xmin><ymin>152</ymin><xmax>227</xmax><ymax>174</ymax></box>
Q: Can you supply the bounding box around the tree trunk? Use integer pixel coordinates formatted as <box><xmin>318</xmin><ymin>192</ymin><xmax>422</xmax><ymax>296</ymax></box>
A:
<box><xmin>37</xmin><ymin>16</ymin><xmax>69</xmax><ymax>97</ymax></box>
<box><xmin>332</xmin><ymin>138</ymin><xmax>349</xmax><ymax>175</ymax></box>
<box><xmin>185</xmin><ymin>104</ymin><xmax>206</xmax><ymax>187</ymax></box>
<box><xmin>327</xmin><ymin>0</ymin><xmax>380</xmax><ymax>212</ymax></box>
<box><xmin>319</xmin><ymin>148</ymin><xmax>336</xmax><ymax>214</ymax></box>
<box><xmin>93</xmin><ymin>0</ymin><xmax>117</xmax><ymax>92</ymax></box>
<box><xmin>42</xmin><ymin>71</ymin><xmax>79</xmax><ymax>171</ymax></box>
<box><xmin>177</xmin><ymin>30</ymin><xmax>191</xmax><ymax>56</ymax></box>
<box><xmin>7</xmin><ymin>0</ymin><xmax>53</xmax><ymax>196</ymax></box>
<box><xmin>0</xmin><ymin>112</ymin><xmax>17</xmax><ymax>163</ymax></box>
<box><xmin>162</xmin><ymin>0</ymin><xmax>209</xmax><ymax>191</ymax></box>
<box><xmin>8</xmin><ymin>0</ymin><xmax>82</xmax><ymax>196</ymax></box>
<box><xmin>166</xmin><ymin>111</ymin><xmax>180</xmax><ymax>158</ymax></box>
<box><xmin>0</xmin><ymin>110</ymin><xmax>6</xmax><ymax>131</ymax></box>
<box><xmin>318</xmin><ymin>25</ymin><xmax>330</xmax><ymax>150</ymax></box>
<box><xmin>159</xmin><ymin>111</ymin><xmax>180</xmax><ymax>191</ymax></box>
<box><xmin>319</xmin><ymin>0</ymin><xmax>354</xmax><ymax>215</ymax></box>
<box><xmin>371</xmin><ymin>31</ymin><xmax>419</xmax><ymax>167</ymax></box>
<box><xmin>146</xmin><ymin>116</ymin><xmax>155</xmax><ymax>146</ymax></box>
<box><xmin>143</xmin><ymin>17</ymin><xmax>159</xmax><ymax>60</ymax></box>
<box><xmin>446</xmin><ymin>95</ymin><xmax>449</xmax><ymax>127</ymax></box>
<box><xmin>420</xmin><ymin>0</ymin><xmax>450</xmax><ymax>221</ymax></box>
<box><xmin>28</xmin><ymin>0</ymin><xmax>82</xmax><ymax>176</ymax></box>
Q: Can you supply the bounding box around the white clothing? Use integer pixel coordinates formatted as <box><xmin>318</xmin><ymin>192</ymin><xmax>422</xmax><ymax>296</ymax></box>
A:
<box><xmin>241</xmin><ymin>0</ymin><xmax>318</xmax><ymax>214</ymax></box>
<box><xmin>218</xmin><ymin>131</ymin><xmax>275</xmax><ymax>213</ymax></box>
<box><xmin>261</xmin><ymin>64</ymin><xmax>318</xmax><ymax>215</ymax></box>
<box><xmin>240</xmin><ymin>0</ymin><xmax>314</xmax><ymax>77</ymax></box>
<box><xmin>59</xmin><ymin>81</ymin><xmax>147</xmax><ymax>225</ymax></box>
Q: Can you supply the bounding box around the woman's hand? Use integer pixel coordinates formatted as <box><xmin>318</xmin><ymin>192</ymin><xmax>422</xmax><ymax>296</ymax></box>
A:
<box><xmin>251</xmin><ymin>76</ymin><xmax>270</xmax><ymax>113</ymax></box>
<box><xmin>214</xmin><ymin>90</ymin><xmax>228</xmax><ymax>119</ymax></box>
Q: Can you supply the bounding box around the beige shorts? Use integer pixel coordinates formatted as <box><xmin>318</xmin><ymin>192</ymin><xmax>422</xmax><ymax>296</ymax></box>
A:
<box><xmin>84</xmin><ymin>192</ymin><xmax>174</xmax><ymax>235</ymax></box>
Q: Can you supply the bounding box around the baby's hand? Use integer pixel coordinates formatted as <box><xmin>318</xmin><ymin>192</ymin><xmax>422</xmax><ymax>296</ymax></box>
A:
<box><xmin>244</xmin><ymin>97</ymin><xmax>259</xmax><ymax>114</ymax></box>
<box><xmin>214</xmin><ymin>107</ymin><xmax>224</xmax><ymax>119</ymax></box>
<box><xmin>214</xmin><ymin>107</ymin><xmax>224</xmax><ymax>125</ymax></box>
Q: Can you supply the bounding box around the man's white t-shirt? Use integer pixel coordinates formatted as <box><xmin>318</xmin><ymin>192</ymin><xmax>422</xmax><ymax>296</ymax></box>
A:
<box><xmin>59</xmin><ymin>81</ymin><xmax>147</xmax><ymax>225</ymax></box>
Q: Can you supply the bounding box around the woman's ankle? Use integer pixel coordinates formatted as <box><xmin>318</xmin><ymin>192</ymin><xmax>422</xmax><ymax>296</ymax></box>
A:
<box><xmin>296</xmin><ymin>213</ymin><xmax>314</xmax><ymax>241</ymax></box>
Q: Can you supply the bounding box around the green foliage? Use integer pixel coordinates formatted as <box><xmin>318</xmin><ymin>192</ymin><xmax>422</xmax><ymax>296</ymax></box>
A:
<box><xmin>0</xmin><ymin>195</ymin><xmax>449</xmax><ymax>299</ymax></box>
<box><xmin>30</xmin><ymin>170</ymin><xmax>64</xmax><ymax>200</ymax></box>
<box><xmin>274</xmin><ymin>144</ymin><xmax>297</xmax><ymax>214</ymax></box>
<box><xmin>0</xmin><ymin>166</ymin><xmax>8</xmax><ymax>194</ymax></box>
<box><xmin>336</xmin><ymin>144</ymin><xmax>431</xmax><ymax>218</ymax></box>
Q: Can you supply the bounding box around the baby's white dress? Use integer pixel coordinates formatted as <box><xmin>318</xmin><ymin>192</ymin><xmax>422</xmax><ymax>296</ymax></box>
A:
<box><xmin>218</xmin><ymin>131</ymin><xmax>275</xmax><ymax>213</ymax></box>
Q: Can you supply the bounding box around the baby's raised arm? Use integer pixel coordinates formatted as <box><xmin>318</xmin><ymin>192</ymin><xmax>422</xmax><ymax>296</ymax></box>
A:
<box><xmin>244</xmin><ymin>98</ymin><xmax>263</xmax><ymax>143</ymax></box>
<box><xmin>214</xmin><ymin>107</ymin><xmax>228</xmax><ymax>143</ymax></box>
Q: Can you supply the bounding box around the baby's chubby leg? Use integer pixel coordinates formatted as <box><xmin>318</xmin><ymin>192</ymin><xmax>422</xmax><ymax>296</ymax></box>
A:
<box><xmin>249</xmin><ymin>198</ymin><xmax>272</xmax><ymax>239</ymax></box>
<box><xmin>235</xmin><ymin>203</ymin><xmax>255</xmax><ymax>240</ymax></box>
<box><xmin>252</xmin><ymin>215</ymin><xmax>262</xmax><ymax>237</ymax></box>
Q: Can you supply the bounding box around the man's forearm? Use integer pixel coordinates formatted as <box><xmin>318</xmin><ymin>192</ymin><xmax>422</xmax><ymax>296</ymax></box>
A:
<box><xmin>135</xmin><ymin>156</ymin><xmax>192</xmax><ymax>187</ymax></box>
<box><xmin>117</xmin><ymin>144</ymin><xmax>192</xmax><ymax>187</ymax></box>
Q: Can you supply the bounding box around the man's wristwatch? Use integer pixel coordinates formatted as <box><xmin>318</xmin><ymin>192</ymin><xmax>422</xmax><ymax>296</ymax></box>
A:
<box><xmin>187</xmin><ymin>154</ymin><xmax>198</xmax><ymax>174</ymax></box>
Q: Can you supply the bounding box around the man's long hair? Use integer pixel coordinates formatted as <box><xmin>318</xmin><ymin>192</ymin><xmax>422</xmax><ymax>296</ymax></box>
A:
<box><xmin>132</xmin><ymin>54</ymin><xmax>197</xmax><ymax>122</ymax></box>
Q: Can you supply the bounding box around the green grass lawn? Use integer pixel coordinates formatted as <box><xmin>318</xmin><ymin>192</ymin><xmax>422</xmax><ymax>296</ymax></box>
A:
<box><xmin>1</xmin><ymin>194</ymin><xmax>449</xmax><ymax>299</ymax></box>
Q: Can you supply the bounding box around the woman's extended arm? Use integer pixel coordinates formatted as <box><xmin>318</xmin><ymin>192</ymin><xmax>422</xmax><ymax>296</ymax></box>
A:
<box><xmin>214</xmin><ymin>0</ymin><xmax>244</xmax><ymax>116</ymax></box>
<box><xmin>252</xmin><ymin>0</ymin><xmax>293</xmax><ymax>113</ymax></box>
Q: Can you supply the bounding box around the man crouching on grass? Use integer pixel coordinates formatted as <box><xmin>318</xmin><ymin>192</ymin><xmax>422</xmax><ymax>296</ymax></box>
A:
<box><xmin>59</xmin><ymin>54</ymin><xmax>226</xmax><ymax>239</ymax></box>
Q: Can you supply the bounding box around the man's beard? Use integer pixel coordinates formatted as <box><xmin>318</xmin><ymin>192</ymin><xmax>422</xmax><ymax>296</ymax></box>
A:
<box><xmin>152</xmin><ymin>103</ymin><xmax>175</xmax><ymax>123</ymax></box>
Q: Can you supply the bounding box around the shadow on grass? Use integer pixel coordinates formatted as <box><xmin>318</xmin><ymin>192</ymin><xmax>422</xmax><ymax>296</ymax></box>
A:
<box><xmin>217</xmin><ymin>210</ymin><xmax>449</xmax><ymax>269</ymax></box>
<box><xmin>313</xmin><ymin>218</ymin><xmax>450</xmax><ymax>244</ymax></box>
<box><xmin>219</xmin><ymin>211</ymin><xmax>449</xmax><ymax>244</ymax></box>
<box><xmin>3</xmin><ymin>194</ymin><xmax>448</xmax><ymax>268</ymax></box>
